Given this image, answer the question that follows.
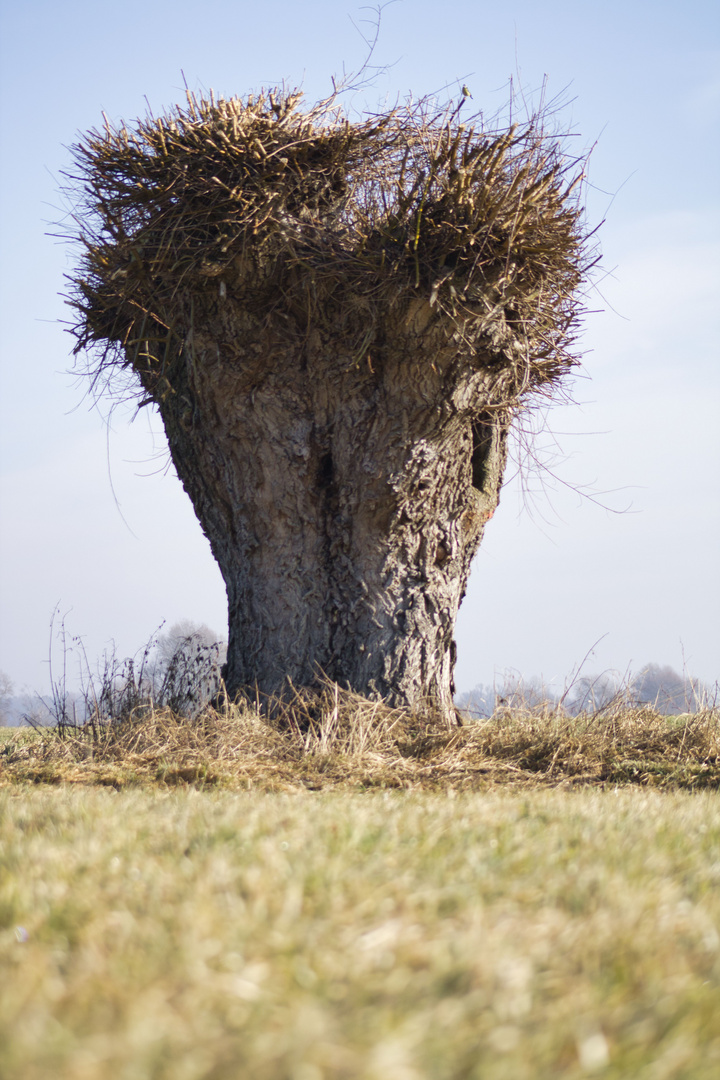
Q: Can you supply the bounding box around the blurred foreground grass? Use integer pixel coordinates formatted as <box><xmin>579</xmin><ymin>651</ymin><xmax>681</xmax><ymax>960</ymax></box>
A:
<box><xmin>1</xmin><ymin>785</ymin><xmax>719</xmax><ymax>1079</ymax></box>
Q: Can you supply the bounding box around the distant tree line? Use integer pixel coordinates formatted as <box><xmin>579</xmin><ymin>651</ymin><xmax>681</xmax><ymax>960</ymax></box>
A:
<box><xmin>456</xmin><ymin>663</ymin><xmax>716</xmax><ymax>718</ymax></box>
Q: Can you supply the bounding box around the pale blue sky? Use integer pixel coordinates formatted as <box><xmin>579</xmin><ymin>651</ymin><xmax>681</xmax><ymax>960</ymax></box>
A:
<box><xmin>1</xmin><ymin>0</ymin><xmax>718</xmax><ymax>695</ymax></box>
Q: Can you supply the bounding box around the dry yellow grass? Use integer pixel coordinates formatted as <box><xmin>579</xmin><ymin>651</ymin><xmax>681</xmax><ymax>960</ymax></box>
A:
<box><xmin>1</xmin><ymin>785</ymin><xmax>718</xmax><ymax>1079</ymax></box>
<box><xmin>2</xmin><ymin>685</ymin><xmax>718</xmax><ymax>793</ymax></box>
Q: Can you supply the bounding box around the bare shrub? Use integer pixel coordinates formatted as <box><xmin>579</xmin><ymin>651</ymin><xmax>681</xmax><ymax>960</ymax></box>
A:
<box><xmin>25</xmin><ymin>615</ymin><xmax>226</xmax><ymax>732</ymax></box>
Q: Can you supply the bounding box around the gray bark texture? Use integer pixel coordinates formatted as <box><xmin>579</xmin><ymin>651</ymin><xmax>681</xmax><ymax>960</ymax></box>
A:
<box><xmin>153</xmin><ymin>311</ymin><xmax>508</xmax><ymax>716</ymax></box>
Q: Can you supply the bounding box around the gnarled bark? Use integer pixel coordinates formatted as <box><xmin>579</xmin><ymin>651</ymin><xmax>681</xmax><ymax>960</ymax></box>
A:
<box><xmin>153</xmin><ymin>312</ymin><xmax>508</xmax><ymax>715</ymax></box>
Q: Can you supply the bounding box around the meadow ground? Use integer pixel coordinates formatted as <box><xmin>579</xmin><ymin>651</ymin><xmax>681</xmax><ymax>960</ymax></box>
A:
<box><xmin>1</xmin><ymin>698</ymin><xmax>719</xmax><ymax>1079</ymax></box>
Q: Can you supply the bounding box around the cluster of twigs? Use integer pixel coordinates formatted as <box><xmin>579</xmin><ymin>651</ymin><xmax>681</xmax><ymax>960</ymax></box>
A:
<box><xmin>80</xmin><ymin>635</ymin><xmax>225</xmax><ymax>725</ymax></box>
<box><xmin>65</xmin><ymin>86</ymin><xmax>596</xmax><ymax>407</ymax></box>
<box><xmin>4</xmin><ymin>681</ymin><xmax>718</xmax><ymax>792</ymax></box>
<box><xmin>29</xmin><ymin>616</ymin><xmax>225</xmax><ymax>733</ymax></box>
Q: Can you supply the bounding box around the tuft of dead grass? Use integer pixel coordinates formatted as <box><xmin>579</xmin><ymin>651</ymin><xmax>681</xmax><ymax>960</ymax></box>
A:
<box><xmin>2</xmin><ymin>682</ymin><xmax>718</xmax><ymax>791</ymax></box>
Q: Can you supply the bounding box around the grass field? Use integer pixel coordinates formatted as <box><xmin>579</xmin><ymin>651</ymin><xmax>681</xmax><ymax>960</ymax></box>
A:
<box><xmin>1</xmin><ymin>699</ymin><xmax>719</xmax><ymax>1078</ymax></box>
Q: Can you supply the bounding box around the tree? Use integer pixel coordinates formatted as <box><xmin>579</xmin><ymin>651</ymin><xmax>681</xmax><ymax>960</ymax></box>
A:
<box><xmin>630</xmin><ymin>664</ymin><xmax>701</xmax><ymax>714</ymax></box>
<box><xmin>154</xmin><ymin>620</ymin><xmax>227</xmax><ymax>673</ymax></box>
<box><xmin>65</xmin><ymin>88</ymin><xmax>593</xmax><ymax>719</ymax></box>
<box><xmin>563</xmin><ymin>672</ymin><xmax>620</xmax><ymax>716</ymax></box>
<box><xmin>150</xmin><ymin>620</ymin><xmax>227</xmax><ymax>714</ymax></box>
<box><xmin>0</xmin><ymin>670</ymin><xmax>14</xmax><ymax>727</ymax></box>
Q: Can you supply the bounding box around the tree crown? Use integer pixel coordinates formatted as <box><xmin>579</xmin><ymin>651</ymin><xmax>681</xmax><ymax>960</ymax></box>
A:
<box><xmin>65</xmin><ymin>87</ymin><xmax>596</xmax><ymax>411</ymax></box>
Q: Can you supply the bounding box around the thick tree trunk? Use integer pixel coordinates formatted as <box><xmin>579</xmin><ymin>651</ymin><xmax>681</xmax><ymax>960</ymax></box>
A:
<box><xmin>148</xmin><ymin>305</ymin><xmax>509</xmax><ymax>717</ymax></box>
